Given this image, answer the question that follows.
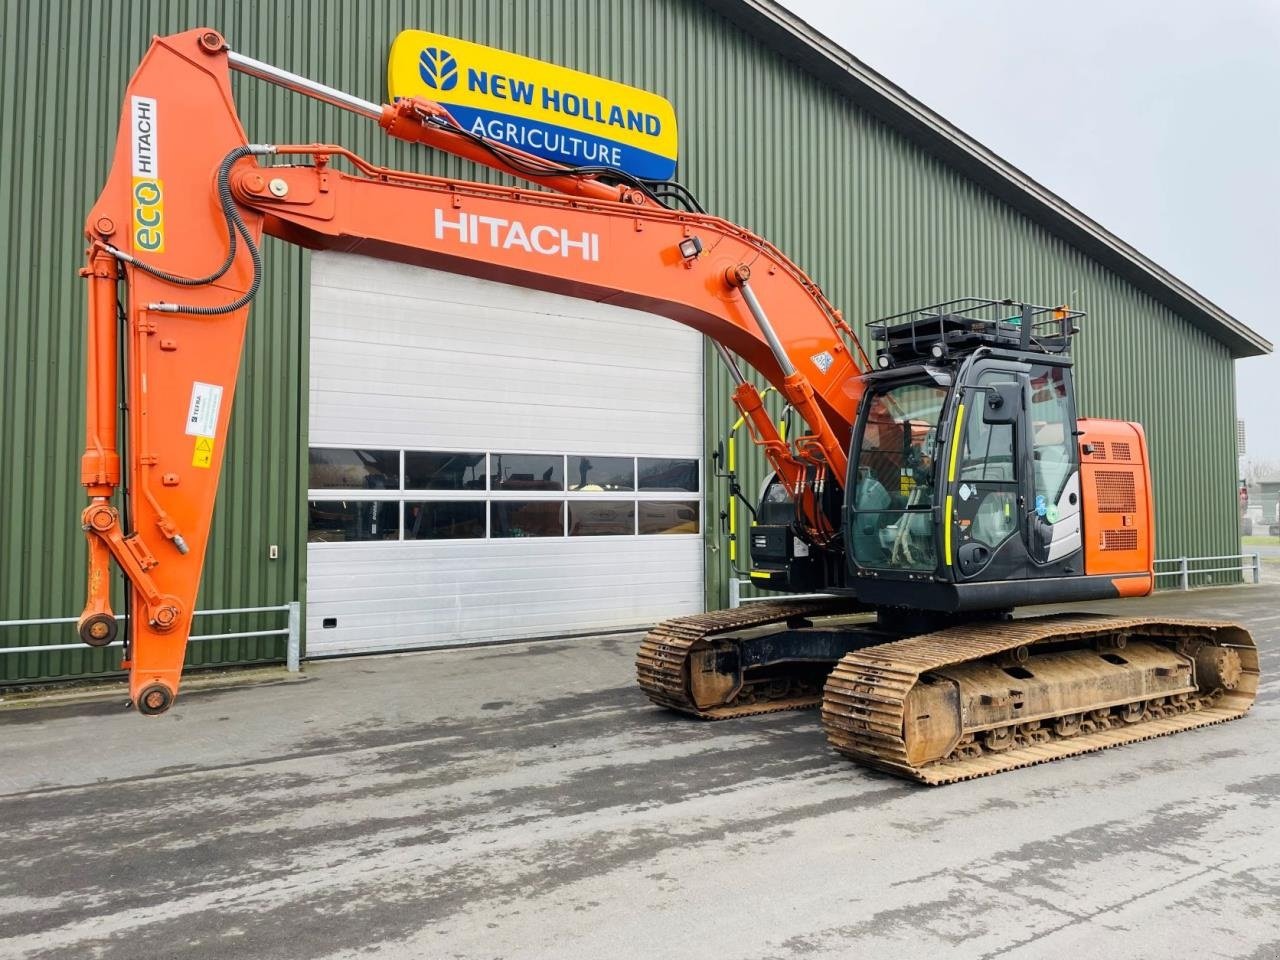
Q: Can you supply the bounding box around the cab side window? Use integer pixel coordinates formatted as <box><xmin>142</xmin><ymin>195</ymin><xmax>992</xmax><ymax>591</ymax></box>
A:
<box><xmin>960</xmin><ymin>374</ymin><xmax>1015</xmax><ymax>483</ymax></box>
<box><xmin>956</xmin><ymin>371</ymin><xmax>1017</xmax><ymax>549</ymax></box>
<box><xmin>851</xmin><ymin>381</ymin><xmax>948</xmax><ymax>572</ymax></box>
<box><xmin>1028</xmin><ymin>364</ymin><xmax>1076</xmax><ymax>503</ymax></box>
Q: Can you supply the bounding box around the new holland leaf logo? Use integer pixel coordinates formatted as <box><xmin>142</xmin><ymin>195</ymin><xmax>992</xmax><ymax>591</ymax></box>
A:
<box><xmin>418</xmin><ymin>47</ymin><xmax>459</xmax><ymax>91</ymax></box>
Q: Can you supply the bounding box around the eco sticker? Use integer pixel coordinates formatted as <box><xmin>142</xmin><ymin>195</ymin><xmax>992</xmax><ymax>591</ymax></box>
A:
<box><xmin>130</xmin><ymin>96</ymin><xmax>165</xmax><ymax>253</ymax></box>
<box><xmin>1046</xmin><ymin>504</ymin><xmax>1060</xmax><ymax>523</ymax></box>
<box><xmin>185</xmin><ymin>381</ymin><xmax>223</xmax><ymax>438</ymax></box>
<box><xmin>1035</xmin><ymin>494</ymin><xmax>1047</xmax><ymax>517</ymax></box>
<box><xmin>192</xmin><ymin>436</ymin><xmax>214</xmax><ymax>469</ymax></box>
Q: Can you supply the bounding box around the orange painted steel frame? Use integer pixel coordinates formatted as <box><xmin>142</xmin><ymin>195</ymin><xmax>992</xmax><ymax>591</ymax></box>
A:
<box><xmin>79</xmin><ymin>29</ymin><xmax>870</xmax><ymax>711</ymax></box>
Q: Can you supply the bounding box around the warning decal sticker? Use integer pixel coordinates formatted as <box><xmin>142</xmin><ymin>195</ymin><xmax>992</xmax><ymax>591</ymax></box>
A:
<box><xmin>192</xmin><ymin>436</ymin><xmax>215</xmax><ymax>469</ymax></box>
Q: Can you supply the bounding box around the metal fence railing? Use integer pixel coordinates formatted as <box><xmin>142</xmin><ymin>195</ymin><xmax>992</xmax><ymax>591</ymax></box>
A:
<box><xmin>0</xmin><ymin>602</ymin><xmax>302</xmax><ymax>672</ymax></box>
<box><xmin>1154</xmin><ymin>555</ymin><xmax>1261</xmax><ymax>590</ymax></box>
<box><xmin>729</xmin><ymin>553</ymin><xmax>1264</xmax><ymax>608</ymax></box>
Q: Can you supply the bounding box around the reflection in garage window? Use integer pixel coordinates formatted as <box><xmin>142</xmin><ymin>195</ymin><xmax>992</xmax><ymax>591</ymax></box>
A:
<box><xmin>405</xmin><ymin>501</ymin><xmax>486</xmax><ymax>539</ymax></box>
<box><xmin>638</xmin><ymin>457</ymin><xmax>699</xmax><ymax>492</ymax></box>
<box><xmin>638</xmin><ymin>500</ymin><xmax>700</xmax><ymax>535</ymax></box>
<box><xmin>569</xmin><ymin>501</ymin><xmax>635</xmax><ymax>536</ymax></box>
<box><xmin>568</xmin><ymin>455</ymin><xmax>634</xmax><ymax>491</ymax></box>
<box><xmin>405</xmin><ymin>451</ymin><xmax>486</xmax><ymax>490</ymax></box>
<box><xmin>307</xmin><ymin>500</ymin><xmax>399</xmax><ymax>542</ymax></box>
<box><xmin>491</xmin><ymin>453</ymin><xmax>564</xmax><ymax>491</ymax></box>
<box><xmin>492</xmin><ymin>500</ymin><xmax>564</xmax><ymax>537</ymax></box>
<box><xmin>309</xmin><ymin>448</ymin><xmax>400</xmax><ymax>490</ymax></box>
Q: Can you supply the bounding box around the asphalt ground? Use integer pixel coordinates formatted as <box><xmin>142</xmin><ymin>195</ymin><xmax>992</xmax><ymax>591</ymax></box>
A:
<box><xmin>2</xmin><ymin>585</ymin><xmax>1278</xmax><ymax>960</ymax></box>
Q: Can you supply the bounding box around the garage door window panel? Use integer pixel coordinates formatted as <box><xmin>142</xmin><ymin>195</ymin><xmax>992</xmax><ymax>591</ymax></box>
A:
<box><xmin>309</xmin><ymin>448</ymin><xmax>400</xmax><ymax>490</ymax></box>
<box><xmin>493</xmin><ymin>454</ymin><xmax>565</xmax><ymax>491</ymax></box>
<box><xmin>638</xmin><ymin>457</ymin><xmax>699</xmax><ymax>492</ymax></box>
<box><xmin>307</xmin><ymin>447</ymin><xmax>701</xmax><ymax>541</ymax></box>
<box><xmin>308</xmin><ymin>500</ymin><xmax>400</xmax><ymax>542</ymax></box>
<box><xmin>493</xmin><ymin>500</ymin><xmax>565</xmax><ymax>538</ymax></box>
<box><xmin>639</xmin><ymin>500</ymin><xmax>700</xmax><ymax>535</ymax></box>
<box><xmin>569</xmin><ymin>455</ymin><xmax>635</xmax><ymax>491</ymax></box>
<box><xmin>569</xmin><ymin>501</ymin><xmax>636</xmax><ymax>536</ymax></box>
<box><xmin>406</xmin><ymin>451</ymin><xmax>487</xmax><ymax>490</ymax></box>
<box><xmin>406</xmin><ymin>501</ymin><xmax>487</xmax><ymax>539</ymax></box>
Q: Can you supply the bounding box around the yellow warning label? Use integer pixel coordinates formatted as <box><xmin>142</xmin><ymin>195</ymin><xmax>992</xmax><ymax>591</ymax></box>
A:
<box><xmin>192</xmin><ymin>436</ymin><xmax>214</xmax><ymax>469</ymax></box>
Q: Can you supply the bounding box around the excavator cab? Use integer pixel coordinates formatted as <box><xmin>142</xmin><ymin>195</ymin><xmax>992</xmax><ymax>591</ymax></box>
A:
<box><xmin>843</xmin><ymin>298</ymin><xmax>1134</xmax><ymax>612</ymax></box>
<box><xmin>744</xmin><ymin>298</ymin><xmax>1156</xmax><ymax>616</ymax></box>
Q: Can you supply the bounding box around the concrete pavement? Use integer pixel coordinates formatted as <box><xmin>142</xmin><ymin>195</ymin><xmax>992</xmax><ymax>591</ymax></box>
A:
<box><xmin>2</xmin><ymin>585</ymin><xmax>1278</xmax><ymax>960</ymax></box>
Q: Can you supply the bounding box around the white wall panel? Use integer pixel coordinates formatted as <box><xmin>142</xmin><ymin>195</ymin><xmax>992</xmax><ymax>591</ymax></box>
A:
<box><xmin>307</xmin><ymin>252</ymin><xmax>704</xmax><ymax>654</ymax></box>
<box><xmin>307</xmin><ymin>537</ymin><xmax>703</xmax><ymax>655</ymax></box>
<box><xmin>308</xmin><ymin>252</ymin><xmax>702</xmax><ymax>456</ymax></box>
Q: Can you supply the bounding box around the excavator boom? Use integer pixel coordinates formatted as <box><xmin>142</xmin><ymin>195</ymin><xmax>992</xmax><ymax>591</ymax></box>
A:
<box><xmin>78</xmin><ymin>28</ymin><xmax>866</xmax><ymax>711</ymax></box>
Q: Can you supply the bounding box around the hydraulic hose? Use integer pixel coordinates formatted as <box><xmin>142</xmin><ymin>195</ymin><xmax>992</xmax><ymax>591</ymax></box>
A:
<box><xmin>104</xmin><ymin>144</ymin><xmax>275</xmax><ymax>315</ymax></box>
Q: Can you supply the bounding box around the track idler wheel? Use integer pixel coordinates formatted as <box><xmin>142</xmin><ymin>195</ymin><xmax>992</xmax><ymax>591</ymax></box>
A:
<box><xmin>77</xmin><ymin>613</ymin><xmax>118</xmax><ymax>648</ymax></box>
<box><xmin>135</xmin><ymin>683</ymin><xmax>175</xmax><ymax>716</ymax></box>
<box><xmin>1195</xmin><ymin>646</ymin><xmax>1243</xmax><ymax>691</ymax></box>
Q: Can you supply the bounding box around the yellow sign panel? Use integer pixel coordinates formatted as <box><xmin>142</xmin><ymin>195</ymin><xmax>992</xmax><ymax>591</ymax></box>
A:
<box><xmin>192</xmin><ymin>436</ymin><xmax>214</xmax><ymax>469</ymax></box>
<box><xmin>388</xmin><ymin>30</ymin><xmax>678</xmax><ymax>180</ymax></box>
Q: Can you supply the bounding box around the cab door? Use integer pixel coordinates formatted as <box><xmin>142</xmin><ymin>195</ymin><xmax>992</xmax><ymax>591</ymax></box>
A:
<box><xmin>947</xmin><ymin>362</ymin><xmax>1027</xmax><ymax>581</ymax></box>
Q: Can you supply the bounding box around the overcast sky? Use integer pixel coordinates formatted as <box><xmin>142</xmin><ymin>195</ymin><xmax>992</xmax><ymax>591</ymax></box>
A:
<box><xmin>780</xmin><ymin>0</ymin><xmax>1280</xmax><ymax>463</ymax></box>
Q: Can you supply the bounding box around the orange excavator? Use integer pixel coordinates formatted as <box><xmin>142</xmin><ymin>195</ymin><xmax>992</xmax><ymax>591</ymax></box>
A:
<box><xmin>77</xmin><ymin>28</ymin><xmax>1256</xmax><ymax>783</ymax></box>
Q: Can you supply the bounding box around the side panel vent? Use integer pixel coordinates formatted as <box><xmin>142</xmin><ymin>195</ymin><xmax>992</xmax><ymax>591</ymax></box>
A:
<box><xmin>1110</xmin><ymin>441</ymin><xmax>1132</xmax><ymax>461</ymax></box>
<box><xmin>1101</xmin><ymin>529</ymin><xmax>1139</xmax><ymax>551</ymax></box>
<box><xmin>1095</xmin><ymin>470</ymin><xmax>1137</xmax><ymax>512</ymax></box>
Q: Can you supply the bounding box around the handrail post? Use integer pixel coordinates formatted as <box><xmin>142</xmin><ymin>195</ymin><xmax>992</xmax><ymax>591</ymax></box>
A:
<box><xmin>1252</xmin><ymin>553</ymin><xmax>1262</xmax><ymax>585</ymax></box>
<box><xmin>1180</xmin><ymin>556</ymin><xmax>1189</xmax><ymax>591</ymax></box>
<box><xmin>286</xmin><ymin>601</ymin><xmax>301</xmax><ymax>672</ymax></box>
<box><xmin>729</xmin><ymin>577</ymin><xmax>741</xmax><ymax>609</ymax></box>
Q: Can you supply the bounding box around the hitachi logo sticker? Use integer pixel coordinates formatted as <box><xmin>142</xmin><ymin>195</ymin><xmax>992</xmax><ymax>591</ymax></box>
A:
<box><xmin>131</xmin><ymin>96</ymin><xmax>158</xmax><ymax>177</ymax></box>
<box><xmin>130</xmin><ymin>96</ymin><xmax>164</xmax><ymax>252</ymax></box>
<box><xmin>434</xmin><ymin>209</ymin><xmax>599</xmax><ymax>261</ymax></box>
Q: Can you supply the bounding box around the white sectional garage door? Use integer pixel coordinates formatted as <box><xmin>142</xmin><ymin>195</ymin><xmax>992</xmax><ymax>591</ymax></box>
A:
<box><xmin>305</xmin><ymin>251</ymin><xmax>705</xmax><ymax>656</ymax></box>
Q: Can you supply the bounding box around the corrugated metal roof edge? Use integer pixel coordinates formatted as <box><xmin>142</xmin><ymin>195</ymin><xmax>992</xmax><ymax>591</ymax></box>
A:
<box><xmin>710</xmin><ymin>0</ymin><xmax>1272</xmax><ymax>359</ymax></box>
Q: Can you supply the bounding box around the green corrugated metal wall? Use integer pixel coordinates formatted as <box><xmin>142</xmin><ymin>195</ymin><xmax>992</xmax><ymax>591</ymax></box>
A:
<box><xmin>0</xmin><ymin>0</ymin><xmax>1241</xmax><ymax>682</ymax></box>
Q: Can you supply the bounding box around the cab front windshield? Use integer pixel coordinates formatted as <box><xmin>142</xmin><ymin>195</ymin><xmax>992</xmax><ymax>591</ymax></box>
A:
<box><xmin>851</xmin><ymin>380</ymin><xmax>948</xmax><ymax>571</ymax></box>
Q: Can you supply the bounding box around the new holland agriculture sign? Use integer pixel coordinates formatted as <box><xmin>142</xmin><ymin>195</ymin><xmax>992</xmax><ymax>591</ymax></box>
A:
<box><xmin>388</xmin><ymin>30</ymin><xmax>679</xmax><ymax>180</ymax></box>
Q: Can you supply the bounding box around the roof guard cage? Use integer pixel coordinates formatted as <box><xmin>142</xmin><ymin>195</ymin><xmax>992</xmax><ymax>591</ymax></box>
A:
<box><xmin>867</xmin><ymin>297</ymin><xmax>1084</xmax><ymax>367</ymax></box>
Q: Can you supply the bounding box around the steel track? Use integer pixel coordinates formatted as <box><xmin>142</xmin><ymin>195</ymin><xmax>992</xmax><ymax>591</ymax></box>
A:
<box><xmin>634</xmin><ymin>599</ymin><xmax>865</xmax><ymax>719</ymax></box>
<box><xmin>821</xmin><ymin>614</ymin><xmax>1259</xmax><ymax>784</ymax></box>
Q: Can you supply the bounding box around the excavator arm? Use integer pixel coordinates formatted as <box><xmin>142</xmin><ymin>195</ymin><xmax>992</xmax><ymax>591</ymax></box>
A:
<box><xmin>78</xmin><ymin>28</ymin><xmax>869</xmax><ymax>712</ymax></box>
